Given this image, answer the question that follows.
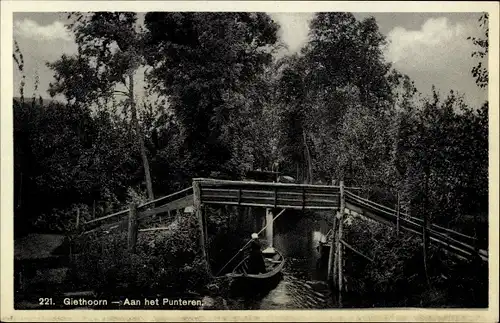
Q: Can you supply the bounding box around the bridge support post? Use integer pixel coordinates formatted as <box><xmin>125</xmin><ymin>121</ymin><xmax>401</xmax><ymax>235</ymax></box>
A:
<box><xmin>327</xmin><ymin>180</ymin><xmax>345</xmax><ymax>305</ymax></box>
<box><xmin>265</xmin><ymin>208</ymin><xmax>274</xmax><ymax>249</ymax></box>
<box><xmin>328</xmin><ymin>213</ymin><xmax>338</xmax><ymax>284</ymax></box>
<box><xmin>193</xmin><ymin>180</ymin><xmax>211</xmax><ymax>277</ymax></box>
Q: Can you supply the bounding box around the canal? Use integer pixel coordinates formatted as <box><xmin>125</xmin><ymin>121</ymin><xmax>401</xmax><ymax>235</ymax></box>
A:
<box><xmin>222</xmin><ymin>210</ymin><xmax>338</xmax><ymax>309</ymax></box>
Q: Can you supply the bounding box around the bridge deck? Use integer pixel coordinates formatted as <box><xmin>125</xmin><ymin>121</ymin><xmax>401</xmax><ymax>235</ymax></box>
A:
<box><xmin>196</xmin><ymin>178</ymin><xmax>340</xmax><ymax>210</ymax></box>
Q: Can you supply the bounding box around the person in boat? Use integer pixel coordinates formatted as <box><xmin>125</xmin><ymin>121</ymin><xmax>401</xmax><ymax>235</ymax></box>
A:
<box><xmin>245</xmin><ymin>233</ymin><xmax>267</xmax><ymax>274</ymax></box>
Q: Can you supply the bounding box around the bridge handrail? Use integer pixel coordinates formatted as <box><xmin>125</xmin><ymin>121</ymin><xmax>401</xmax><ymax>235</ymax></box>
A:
<box><xmin>138</xmin><ymin>186</ymin><xmax>193</xmax><ymax>209</ymax></box>
<box><xmin>345</xmin><ymin>189</ymin><xmax>480</xmax><ymax>243</ymax></box>
<box><xmin>194</xmin><ymin>178</ymin><xmax>342</xmax><ymax>190</ymax></box>
<box><xmin>344</xmin><ymin>192</ymin><xmax>488</xmax><ymax>261</ymax></box>
<box><xmin>81</xmin><ymin>186</ymin><xmax>193</xmax><ymax>228</ymax></box>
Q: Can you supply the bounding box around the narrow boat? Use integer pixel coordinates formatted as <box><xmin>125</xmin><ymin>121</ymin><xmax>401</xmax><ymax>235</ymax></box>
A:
<box><xmin>226</xmin><ymin>248</ymin><xmax>285</xmax><ymax>282</ymax></box>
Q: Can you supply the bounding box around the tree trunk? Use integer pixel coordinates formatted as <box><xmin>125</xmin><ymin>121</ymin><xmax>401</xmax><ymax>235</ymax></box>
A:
<box><xmin>303</xmin><ymin>130</ymin><xmax>313</xmax><ymax>184</ymax></box>
<box><xmin>128</xmin><ymin>73</ymin><xmax>154</xmax><ymax>201</ymax></box>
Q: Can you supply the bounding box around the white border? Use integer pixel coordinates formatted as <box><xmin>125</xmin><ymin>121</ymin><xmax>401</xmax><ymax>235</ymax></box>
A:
<box><xmin>1</xmin><ymin>1</ymin><xmax>499</xmax><ymax>322</ymax></box>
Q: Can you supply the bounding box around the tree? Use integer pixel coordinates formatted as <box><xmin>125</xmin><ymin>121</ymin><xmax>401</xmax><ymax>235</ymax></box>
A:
<box><xmin>143</xmin><ymin>12</ymin><xmax>280</xmax><ymax>178</ymax></box>
<box><xmin>468</xmin><ymin>13</ymin><xmax>489</xmax><ymax>89</ymax></box>
<box><xmin>48</xmin><ymin>12</ymin><xmax>155</xmax><ymax>200</ymax></box>
<box><xmin>275</xmin><ymin>13</ymin><xmax>395</xmax><ymax>185</ymax></box>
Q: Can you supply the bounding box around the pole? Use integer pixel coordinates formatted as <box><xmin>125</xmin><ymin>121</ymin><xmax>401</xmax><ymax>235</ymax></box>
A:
<box><xmin>338</xmin><ymin>180</ymin><xmax>345</xmax><ymax>307</ymax></box>
<box><xmin>193</xmin><ymin>180</ymin><xmax>211</xmax><ymax>276</ymax></box>
<box><xmin>128</xmin><ymin>203</ymin><xmax>138</xmax><ymax>253</ymax></box>
<box><xmin>396</xmin><ymin>191</ymin><xmax>400</xmax><ymax>237</ymax></box>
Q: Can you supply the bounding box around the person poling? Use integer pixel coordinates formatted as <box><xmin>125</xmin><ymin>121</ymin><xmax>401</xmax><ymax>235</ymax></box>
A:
<box><xmin>241</xmin><ymin>233</ymin><xmax>267</xmax><ymax>275</ymax></box>
<box><xmin>215</xmin><ymin>209</ymin><xmax>286</xmax><ymax>277</ymax></box>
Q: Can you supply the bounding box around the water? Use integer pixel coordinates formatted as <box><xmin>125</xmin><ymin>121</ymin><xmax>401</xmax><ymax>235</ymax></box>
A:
<box><xmin>225</xmin><ymin>211</ymin><xmax>337</xmax><ymax>309</ymax></box>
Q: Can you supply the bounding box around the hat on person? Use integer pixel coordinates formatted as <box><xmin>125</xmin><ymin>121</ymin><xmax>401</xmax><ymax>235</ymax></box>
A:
<box><xmin>251</xmin><ymin>233</ymin><xmax>258</xmax><ymax>239</ymax></box>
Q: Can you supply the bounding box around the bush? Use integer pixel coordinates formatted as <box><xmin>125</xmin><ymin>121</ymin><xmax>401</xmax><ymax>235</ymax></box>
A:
<box><xmin>342</xmin><ymin>215</ymin><xmax>486</xmax><ymax>307</ymax></box>
<box><xmin>68</xmin><ymin>213</ymin><xmax>210</xmax><ymax>297</ymax></box>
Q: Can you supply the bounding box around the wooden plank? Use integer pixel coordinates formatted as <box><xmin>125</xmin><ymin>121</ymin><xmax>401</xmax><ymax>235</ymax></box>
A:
<box><xmin>201</xmin><ymin>188</ymin><xmax>239</xmax><ymax>195</ymax></box>
<box><xmin>82</xmin><ymin>209</ymin><xmax>128</xmax><ymax>226</ymax></box>
<box><xmin>138</xmin><ymin>227</ymin><xmax>173</xmax><ymax>233</ymax></box>
<box><xmin>340</xmin><ymin>239</ymin><xmax>374</xmax><ymax>262</ymax></box>
<box><xmin>346</xmin><ymin>194</ymin><xmax>398</xmax><ymax>220</ymax></box>
<box><xmin>345</xmin><ymin>201</ymin><xmax>395</xmax><ymax>228</ymax></box>
<box><xmin>241</xmin><ymin>189</ymin><xmax>273</xmax><ymax>197</ymax></box>
<box><xmin>196</xmin><ymin>177</ymin><xmax>341</xmax><ymax>190</ymax></box>
<box><xmin>82</xmin><ymin>218</ymin><xmax>128</xmax><ymax>235</ymax></box>
<box><xmin>138</xmin><ymin>195</ymin><xmax>193</xmax><ymax>219</ymax></box>
<box><xmin>344</xmin><ymin>190</ymin><xmax>397</xmax><ymax>214</ymax></box>
<box><xmin>201</xmin><ymin>194</ymin><xmax>238</xmax><ymax>200</ymax></box>
<box><xmin>202</xmin><ymin>200</ymin><xmax>338</xmax><ymax>210</ymax></box>
<box><xmin>304</xmin><ymin>198</ymin><xmax>339</xmax><ymax>204</ymax></box>
<box><xmin>139</xmin><ymin>186</ymin><xmax>193</xmax><ymax>209</ymax></box>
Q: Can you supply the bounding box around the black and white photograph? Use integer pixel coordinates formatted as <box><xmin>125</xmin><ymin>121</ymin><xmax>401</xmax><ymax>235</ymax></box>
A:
<box><xmin>1</xmin><ymin>1</ymin><xmax>498</xmax><ymax>322</ymax></box>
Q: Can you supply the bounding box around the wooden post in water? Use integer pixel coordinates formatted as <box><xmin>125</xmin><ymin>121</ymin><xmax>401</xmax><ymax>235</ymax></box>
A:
<box><xmin>265</xmin><ymin>208</ymin><xmax>274</xmax><ymax>249</ymax></box>
<box><xmin>337</xmin><ymin>180</ymin><xmax>345</xmax><ymax>307</ymax></box>
<box><xmin>193</xmin><ymin>180</ymin><xmax>211</xmax><ymax>277</ymax></box>
<box><xmin>128</xmin><ymin>203</ymin><xmax>138</xmax><ymax>253</ymax></box>
<box><xmin>327</xmin><ymin>180</ymin><xmax>338</xmax><ymax>284</ymax></box>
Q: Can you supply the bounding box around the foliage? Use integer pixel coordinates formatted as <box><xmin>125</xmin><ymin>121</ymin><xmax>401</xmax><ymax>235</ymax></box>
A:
<box><xmin>468</xmin><ymin>13</ymin><xmax>489</xmax><ymax>89</ymax></box>
<box><xmin>13</xmin><ymin>99</ymin><xmax>139</xmax><ymax>234</ymax></box>
<box><xmin>395</xmin><ymin>89</ymin><xmax>488</xmax><ymax>233</ymax></box>
<box><xmin>68</xmin><ymin>213</ymin><xmax>209</xmax><ymax>296</ymax></box>
<box><xmin>143</xmin><ymin>12</ymin><xmax>280</xmax><ymax>178</ymax></box>
<box><xmin>343</xmin><ymin>216</ymin><xmax>487</xmax><ymax>307</ymax></box>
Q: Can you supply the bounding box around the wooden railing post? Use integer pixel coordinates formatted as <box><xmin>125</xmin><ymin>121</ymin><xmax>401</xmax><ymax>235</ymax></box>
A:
<box><xmin>193</xmin><ymin>180</ymin><xmax>211</xmax><ymax>276</ymax></box>
<box><xmin>337</xmin><ymin>180</ymin><xmax>345</xmax><ymax>307</ymax></box>
<box><xmin>128</xmin><ymin>203</ymin><xmax>138</xmax><ymax>253</ymax></box>
<box><xmin>328</xmin><ymin>179</ymin><xmax>338</xmax><ymax>284</ymax></box>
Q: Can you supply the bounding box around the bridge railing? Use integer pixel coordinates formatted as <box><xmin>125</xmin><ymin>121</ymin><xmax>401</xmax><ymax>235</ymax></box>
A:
<box><xmin>195</xmin><ymin>178</ymin><xmax>341</xmax><ymax>210</ymax></box>
<box><xmin>344</xmin><ymin>190</ymin><xmax>488</xmax><ymax>262</ymax></box>
<box><xmin>79</xmin><ymin>186</ymin><xmax>194</xmax><ymax>235</ymax></box>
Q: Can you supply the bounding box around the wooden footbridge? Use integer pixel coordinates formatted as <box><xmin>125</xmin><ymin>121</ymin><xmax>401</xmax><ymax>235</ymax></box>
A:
<box><xmin>79</xmin><ymin>177</ymin><xmax>488</xmax><ymax>261</ymax></box>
